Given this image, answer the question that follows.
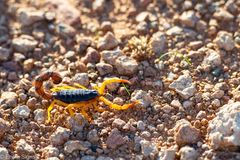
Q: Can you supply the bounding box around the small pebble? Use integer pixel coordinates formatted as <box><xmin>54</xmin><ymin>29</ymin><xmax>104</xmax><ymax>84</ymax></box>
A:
<box><xmin>13</xmin><ymin>105</ymin><xmax>31</xmax><ymax>119</ymax></box>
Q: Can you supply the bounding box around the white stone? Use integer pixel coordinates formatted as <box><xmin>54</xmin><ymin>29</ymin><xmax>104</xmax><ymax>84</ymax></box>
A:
<box><xmin>87</xmin><ymin>129</ymin><xmax>99</xmax><ymax>143</ymax></box>
<box><xmin>16</xmin><ymin>139</ymin><xmax>35</xmax><ymax>156</ymax></box>
<box><xmin>17</xmin><ymin>8</ymin><xmax>44</xmax><ymax>26</ymax></box>
<box><xmin>101</xmin><ymin>49</ymin><xmax>123</xmax><ymax>65</ymax></box>
<box><xmin>157</xmin><ymin>148</ymin><xmax>176</xmax><ymax>160</ymax></box>
<box><xmin>115</xmin><ymin>56</ymin><xmax>139</xmax><ymax>76</ymax></box>
<box><xmin>179</xmin><ymin>146</ymin><xmax>198</xmax><ymax>160</ymax></box>
<box><xmin>180</xmin><ymin>11</ymin><xmax>198</xmax><ymax>27</ymax></box>
<box><xmin>140</xmin><ymin>140</ymin><xmax>158</xmax><ymax>157</ymax></box>
<box><xmin>202</xmin><ymin>49</ymin><xmax>222</xmax><ymax>69</ymax></box>
<box><xmin>64</xmin><ymin>140</ymin><xmax>88</xmax><ymax>154</ymax></box>
<box><xmin>13</xmin><ymin>105</ymin><xmax>30</xmax><ymax>119</ymax></box>
<box><xmin>208</xmin><ymin>102</ymin><xmax>240</xmax><ymax>150</ymax></box>
<box><xmin>34</xmin><ymin>109</ymin><xmax>45</xmax><ymax>123</ymax></box>
<box><xmin>150</xmin><ymin>32</ymin><xmax>167</xmax><ymax>54</ymax></box>
<box><xmin>50</xmin><ymin>127</ymin><xmax>70</xmax><ymax>146</ymax></box>
<box><xmin>12</xmin><ymin>35</ymin><xmax>38</xmax><ymax>53</ymax></box>
<box><xmin>0</xmin><ymin>147</ymin><xmax>10</xmax><ymax>160</ymax></box>
<box><xmin>131</xmin><ymin>90</ymin><xmax>153</xmax><ymax>108</ymax></box>
<box><xmin>215</xmin><ymin>31</ymin><xmax>235</xmax><ymax>51</ymax></box>
<box><xmin>169</xmin><ymin>75</ymin><xmax>196</xmax><ymax>99</ymax></box>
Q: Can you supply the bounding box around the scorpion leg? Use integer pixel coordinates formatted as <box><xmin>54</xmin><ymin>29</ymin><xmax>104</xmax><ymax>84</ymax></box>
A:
<box><xmin>73</xmin><ymin>83</ymin><xmax>87</xmax><ymax>89</ymax></box>
<box><xmin>80</xmin><ymin>106</ymin><xmax>93</xmax><ymax>122</ymax></box>
<box><xmin>92</xmin><ymin>101</ymin><xmax>104</xmax><ymax>112</ymax></box>
<box><xmin>99</xmin><ymin>96</ymin><xmax>139</xmax><ymax>110</ymax></box>
<box><xmin>46</xmin><ymin>100</ymin><xmax>57</xmax><ymax>123</ymax></box>
<box><xmin>98</xmin><ymin>78</ymin><xmax>131</xmax><ymax>95</ymax></box>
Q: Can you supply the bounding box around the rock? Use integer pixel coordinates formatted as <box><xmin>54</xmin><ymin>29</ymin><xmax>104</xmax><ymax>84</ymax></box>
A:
<box><xmin>12</xmin><ymin>35</ymin><xmax>38</xmax><ymax>53</ymax></box>
<box><xmin>225</xmin><ymin>0</ymin><xmax>238</xmax><ymax>13</ymax></box>
<box><xmin>17</xmin><ymin>8</ymin><xmax>44</xmax><ymax>26</ymax></box>
<box><xmin>150</xmin><ymin>31</ymin><xmax>167</xmax><ymax>54</ymax></box>
<box><xmin>170</xmin><ymin>99</ymin><xmax>182</xmax><ymax>108</ymax></box>
<box><xmin>7</xmin><ymin>72</ymin><xmax>19</xmax><ymax>81</ymax></box>
<box><xmin>64</xmin><ymin>140</ymin><xmax>88</xmax><ymax>154</ymax></box>
<box><xmin>26</xmin><ymin>97</ymin><xmax>37</xmax><ymax>108</ymax></box>
<box><xmin>180</xmin><ymin>11</ymin><xmax>198</xmax><ymax>27</ymax></box>
<box><xmin>23</xmin><ymin>59</ymin><xmax>34</xmax><ymax>72</ymax></box>
<box><xmin>81</xmin><ymin>47</ymin><xmax>101</xmax><ymax>64</ymax></box>
<box><xmin>0</xmin><ymin>118</ymin><xmax>10</xmax><ymax>139</ymax></box>
<box><xmin>131</xmin><ymin>90</ymin><xmax>153</xmax><ymax>108</ymax></box>
<box><xmin>196</xmin><ymin>111</ymin><xmax>206</xmax><ymax>119</ymax></box>
<box><xmin>101</xmin><ymin>49</ymin><xmax>123</xmax><ymax>65</ymax></box>
<box><xmin>16</xmin><ymin>139</ymin><xmax>35</xmax><ymax>157</ymax></box>
<box><xmin>179</xmin><ymin>146</ymin><xmax>198</xmax><ymax>160</ymax></box>
<box><xmin>0</xmin><ymin>91</ymin><xmax>18</xmax><ymax>108</ymax></box>
<box><xmin>34</xmin><ymin>109</ymin><xmax>45</xmax><ymax>123</ymax></box>
<box><xmin>50</xmin><ymin>127</ymin><xmax>70</xmax><ymax>146</ymax></box>
<box><xmin>44</xmin><ymin>0</ymin><xmax>80</xmax><ymax>25</ymax></box>
<box><xmin>166</xmin><ymin>26</ymin><xmax>183</xmax><ymax>36</ymax></box>
<box><xmin>189</xmin><ymin>41</ymin><xmax>203</xmax><ymax>50</ymax></box>
<box><xmin>77</xmin><ymin>38</ymin><xmax>92</xmax><ymax>55</ymax></box>
<box><xmin>140</xmin><ymin>140</ymin><xmax>158</xmax><ymax>157</ymax></box>
<box><xmin>112</xmin><ymin>118</ymin><xmax>126</xmax><ymax>129</ymax></box>
<box><xmin>106</xmin><ymin>128</ymin><xmax>127</xmax><ymax>149</ymax></box>
<box><xmin>0</xmin><ymin>147</ymin><xmax>10</xmax><ymax>160</ymax></box>
<box><xmin>137</xmin><ymin>120</ymin><xmax>146</xmax><ymax>131</ymax></box>
<box><xmin>92</xmin><ymin>0</ymin><xmax>105</xmax><ymax>12</ymax></box>
<box><xmin>0</xmin><ymin>47</ymin><xmax>11</xmax><ymax>61</ymax></box>
<box><xmin>141</xmin><ymin>131</ymin><xmax>151</xmax><ymax>138</ymax></box>
<box><xmin>213</xmin><ymin>9</ymin><xmax>234</xmax><ymax>21</ymax></box>
<box><xmin>56</xmin><ymin>23</ymin><xmax>76</xmax><ymax>38</ymax></box>
<box><xmin>2</xmin><ymin>61</ymin><xmax>21</xmax><ymax>71</ymax></box>
<box><xmin>87</xmin><ymin>129</ymin><xmax>99</xmax><ymax>143</ymax></box>
<box><xmin>81</xmin><ymin>155</ymin><xmax>96</xmax><ymax>160</ymax></box>
<box><xmin>215</xmin><ymin>31</ymin><xmax>235</xmax><ymax>51</ymax></box>
<box><xmin>96</xmin><ymin>156</ymin><xmax>113</xmax><ymax>160</ymax></box>
<box><xmin>100</xmin><ymin>21</ymin><xmax>112</xmax><ymax>32</ymax></box>
<box><xmin>12</xmin><ymin>105</ymin><xmax>31</xmax><ymax>119</ymax></box>
<box><xmin>144</xmin><ymin>66</ymin><xmax>157</xmax><ymax>77</ymax></box>
<box><xmin>98</xmin><ymin>32</ymin><xmax>119</xmax><ymax>51</ymax></box>
<box><xmin>157</xmin><ymin>148</ymin><xmax>176</xmax><ymax>160</ymax></box>
<box><xmin>64</xmin><ymin>51</ymin><xmax>77</xmax><ymax>61</ymax></box>
<box><xmin>42</xmin><ymin>145</ymin><xmax>59</xmax><ymax>158</ymax></box>
<box><xmin>137</xmin><ymin>21</ymin><xmax>148</xmax><ymax>34</ymax></box>
<box><xmin>162</xmin><ymin>104</ymin><xmax>174</xmax><ymax>114</ymax></box>
<box><xmin>65</xmin><ymin>113</ymin><xmax>86</xmax><ymax>132</ymax></box>
<box><xmin>72</xmin><ymin>73</ymin><xmax>89</xmax><ymax>87</ymax></box>
<box><xmin>174</xmin><ymin>119</ymin><xmax>200</xmax><ymax>146</ymax></box>
<box><xmin>13</xmin><ymin>53</ymin><xmax>25</xmax><ymax>62</ymax></box>
<box><xmin>211</xmin><ymin>90</ymin><xmax>224</xmax><ymax>99</ymax></box>
<box><xmin>169</xmin><ymin>75</ymin><xmax>196</xmax><ymax>99</ymax></box>
<box><xmin>208</xmin><ymin>102</ymin><xmax>240</xmax><ymax>150</ymax></box>
<box><xmin>202</xmin><ymin>49</ymin><xmax>221</xmax><ymax>68</ymax></box>
<box><xmin>96</xmin><ymin>63</ymin><xmax>113</xmax><ymax>76</ymax></box>
<box><xmin>115</xmin><ymin>56</ymin><xmax>138</xmax><ymax>75</ymax></box>
<box><xmin>47</xmin><ymin>157</ymin><xmax>60</xmax><ymax>160</ymax></box>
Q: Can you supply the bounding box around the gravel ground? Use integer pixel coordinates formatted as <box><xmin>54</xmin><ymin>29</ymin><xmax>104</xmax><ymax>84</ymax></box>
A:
<box><xmin>0</xmin><ymin>0</ymin><xmax>240</xmax><ymax>160</ymax></box>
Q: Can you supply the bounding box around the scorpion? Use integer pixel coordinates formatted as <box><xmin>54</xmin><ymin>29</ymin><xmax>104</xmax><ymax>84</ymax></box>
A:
<box><xmin>34</xmin><ymin>71</ymin><xmax>139</xmax><ymax>123</ymax></box>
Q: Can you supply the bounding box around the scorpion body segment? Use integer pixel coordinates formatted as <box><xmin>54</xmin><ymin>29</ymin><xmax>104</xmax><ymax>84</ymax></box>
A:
<box><xmin>52</xmin><ymin>89</ymin><xmax>99</xmax><ymax>103</ymax></box>
<box><xmin>34</xmin><ymin>71</ymin><xmax>139</xmax><ymax>123</ymax></box>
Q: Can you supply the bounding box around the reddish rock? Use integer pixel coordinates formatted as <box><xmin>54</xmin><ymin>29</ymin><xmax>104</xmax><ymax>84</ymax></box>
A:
<box><xmin>44</xmin><ymin>0</ymin><xmax>80</xmax><ymax>25</ymax></box>
<box><xmin>81</xmin><ymin>47</ymin><xmax>101</xmax><ymax>64</ymax></box>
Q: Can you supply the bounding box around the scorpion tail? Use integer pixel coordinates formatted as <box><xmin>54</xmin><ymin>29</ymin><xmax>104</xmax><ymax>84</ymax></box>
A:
<box><xmin>34</xmin><ymin>71</ymin><xmax>62</xmax><ymax>100</ymax></box>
